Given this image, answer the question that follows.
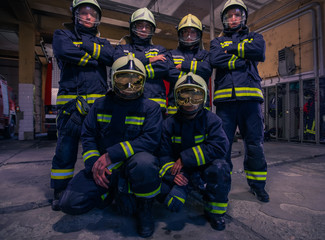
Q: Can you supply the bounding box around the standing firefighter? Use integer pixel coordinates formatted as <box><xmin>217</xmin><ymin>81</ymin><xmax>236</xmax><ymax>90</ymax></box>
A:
<box><xmin>114</xmin><ymin>7</ymin><xmax>169</xmax><ymax>115</ymax></box>
<box><xmin>210</xmin><ymin>0</ymin><xmax>269</xmax><ymax>202</ymax></box>
<box><xmin>158</xmin><ymin>73</ymin><xmax>231</xmax><ymax>231</ymax></box>
<box><xmin>59</xmin><ymin>55</ymin><xmax>163</xmax><ymax>238</ymax></box>
<box><xmin>50</xmin><ymin>0</ymin><xmax>114</xmax><ymax>211</ymax></box>
<box><xmin>166</xmin><ymin>14</ymin><xmax>212</xmax><ymax>115</ymax></box>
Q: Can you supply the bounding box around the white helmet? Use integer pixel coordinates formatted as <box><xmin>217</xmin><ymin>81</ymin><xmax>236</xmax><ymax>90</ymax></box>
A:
<box><xmin>174</xmin><ymin>72</ymin><xmax>207</xmax><ymax>116</ymax></box>
<box><xmin>111</xmin><ymin>54</ymin><xmax>146</xmax><ymax>100</ymax></box>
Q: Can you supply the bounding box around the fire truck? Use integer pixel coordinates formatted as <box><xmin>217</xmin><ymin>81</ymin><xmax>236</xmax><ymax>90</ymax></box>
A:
<box><xmin>44</xmin><ymin>58</ymin><xmax>59</xmax><ymax>139</ymax></box>
<box><xmin>0</xmin><ymin>74</ymin><xmax>17</xmax><ymax>138</ymax></box>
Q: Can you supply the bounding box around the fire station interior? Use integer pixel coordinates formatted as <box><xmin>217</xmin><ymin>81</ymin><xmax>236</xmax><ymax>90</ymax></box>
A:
<box><xmin>0</xmin><ymin>0</ymin><xmax>324</xmax><ymax>144</ymax></box>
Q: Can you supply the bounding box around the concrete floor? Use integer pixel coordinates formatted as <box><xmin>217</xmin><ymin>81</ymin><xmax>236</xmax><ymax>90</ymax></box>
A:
<box><xmin>0</xmin><ymin>137</ymin><xmax>325</xmax><ymax>239</ymax></box>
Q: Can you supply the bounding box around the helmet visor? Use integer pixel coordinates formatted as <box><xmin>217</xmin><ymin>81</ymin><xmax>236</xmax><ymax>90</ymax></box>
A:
<box><xmin>179</xmin><ymin>27</ymin><xmax>201</xmax><ymax>46</ymax></box>
<box><xmin>223</xmin><ymin>8</ymin><xmax>246</xmax><ymax>29</ymax></box>
<box><xmin>76</xmin><ymin>5</ymin><xmax>100</xmax><ymax>27</ymax></box>
<box><xmin>114</xmin><ymin>72</ymin><xmax>144</xmax><ymax>92</ymax></box>
<box><xmin>176</xmin><ymin>87</ymin><xmax>205</xmax><ymax>106</ymax></box>
<box><xmin>132</xmin><ymin>21</ymin><xmax>154</xmax><ymax>39</ymax></box>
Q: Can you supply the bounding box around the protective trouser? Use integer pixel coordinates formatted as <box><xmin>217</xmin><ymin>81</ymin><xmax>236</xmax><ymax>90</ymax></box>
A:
<box><xmin>60</xmin><ymin>152</ymin><xmax>161</xmax><ymax>215</ymax></box>
<box><xmin>203</xmin><ymin>159</ymin><xmax>231</xmax><ymax>216</ymax></box>
<box><xmin>215</xmin><ymin>101</ymin><xmax>267</xmax><ymax>190</ymax></box>
<box><xmin>51</xmin><ymin>98</ymin><xmax>88</xmax><ymax>191</ymax></box>
<box><xmin>59</xmin><ymin>168</ymin><xmax>118</xmax><ymax>215</ymax></box>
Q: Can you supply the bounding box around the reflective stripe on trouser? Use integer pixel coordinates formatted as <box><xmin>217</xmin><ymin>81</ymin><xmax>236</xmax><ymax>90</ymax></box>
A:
<box><xmin>51</xmin><ymin>128</ymin><xmax>80</xmax><ymax>190</ymax></box>
<box><xmin>205</xmin><ymin>202</ymin><xmax>228</xmax><ymax>215</ymax></box>
<box><xmin>215</xmin><ymin>101</ymin><xmax>267</xmax><ymax>189</ymax></box>
<box><xmin>125</xmin><ymin>152</ymin><xmax>161</xmax><ymax>198</ymax></box>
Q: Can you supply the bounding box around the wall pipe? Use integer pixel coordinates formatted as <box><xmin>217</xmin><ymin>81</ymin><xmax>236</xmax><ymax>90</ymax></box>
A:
<box><xmin>254</xmin><ymin>2</ymin><xmax>323</xmax><ymax>143</ymax></box>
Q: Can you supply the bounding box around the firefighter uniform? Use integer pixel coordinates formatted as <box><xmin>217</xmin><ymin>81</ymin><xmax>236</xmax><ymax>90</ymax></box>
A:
<box><xmin>167</xmin><ymin>14</ymin><xmax>212</xmax><ymax>115</ymax></box>
<box><xmin>51</xmin><ymin>0</ymin><xmax>114</xmax><ymax>196</ymax></box>
<box><xmin>59</xmin><ymin>90</ymin><xmax>162</xmax><ymax>214</ymax></box>
<box><xmin>113</xmin><ymin>8</ymin><xmax>169</xmax><ymax>114</ymax></box>
<box><xmin>159</xmin><ymin>109</ymin><xmax>231</xmax><ymax>210</ymax></box>
<box><xmin>159</xmin><ymin>73</ymin><xmax>231</xmax><ymax>231</ymax></box>
<box><xmin>210</xmin><ymin>0</ymin><xmax>268</xmax><ymax>198</ymax></box>
<box><xmin>167</xmin><ymin>48</ymin><xmax>212</xmax><ymax>114</ymax></box>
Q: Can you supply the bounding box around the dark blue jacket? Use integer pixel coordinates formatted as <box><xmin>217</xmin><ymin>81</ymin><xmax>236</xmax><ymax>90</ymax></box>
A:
<box><xmin>114</xmin><ymin>39</ymin><xmax>169</xmax><ymax>110</ymax></box>
<box><xmin>210</xmin><ymin>27</ymin><xmax>265</xmax><ymax>104</ymax></box>
<box><xmin>159</xmin><ymin>109</ymin><xmax>229</xmax><ymax>180</ymax></box>
<box><xmin>166</xmin><ymin>46</ymin><xmax>212</xmax><ymax>114</ymax></box>
<box><xmin>53</xmin><ymin>27</ymin><xmax>114</xmax><ymax>106</ymax></box>
<box><xmin>81</xmin><ymin>91</ymin><xmax>163</xmax><ymax>173</ymax></box>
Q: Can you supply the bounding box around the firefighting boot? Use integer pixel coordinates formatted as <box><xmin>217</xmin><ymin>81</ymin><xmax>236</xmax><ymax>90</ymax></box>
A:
<box><xmin>249</xmin><ymin>187</ymin><xmax>270</xmax><ymax>202</ymax></box>
<box><xmin>204</xmin><ymin>211</ymin><xmax>226</xmax><ymax>231</ymax></box>
<box><xmin>136</xmin><ymin>198</ymin><xmax>154</xmax><ymax>238</ymax></box>
<box><xmin>51</xmin><ymin>189</ymin><xmax>63</xmax><ymax>211</ymax></box>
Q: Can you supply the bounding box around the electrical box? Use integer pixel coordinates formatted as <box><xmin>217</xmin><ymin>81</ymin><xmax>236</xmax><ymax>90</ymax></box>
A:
<box><xmin>278</xmin><ymin>47</ymin><xmax>296</xmax><ymax>76</ymax></box>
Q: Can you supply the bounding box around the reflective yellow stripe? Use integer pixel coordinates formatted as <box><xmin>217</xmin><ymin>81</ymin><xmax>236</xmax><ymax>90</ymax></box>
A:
<box><xmin>178</xmin><ymin>71</ymin><xmax>186</xmax><ymax>79</ymax></box>
<box><xmin>235</xmin><ymin>87</ymin><xmax>264</xmax><ymax>99</ymax></box>
<box><xmin>220</xmin><ymin>41</ymin><xmax>233</xmax><ymax>48</ymax></box>
<box><xmin>125</xmin><ymin>116</ymin><xmax>145</xmax><ymax>125</ymax></box>
<box><xmin>97</xmin><ymin>114</ymin><xmax>112</xmax><ymax>123</ymax></box>
<box><xmin>92</xmin><ymin>43</ymin><xmax>101</xmax><ymax>60</ymax></box>
<box><xmin>78</xmin><ymin>52</ymin><xmax>91</xmax><ymax>66</ymax></box>
<box><xmin>101</xmin><ymin>192</ymin><xmax>109</xmax><ymax>200</ymax></box>
<box><xmin>193</xmin><ymin>145</ymin><xmax>205</xmax><ymax>166</ymax></box>
<box><xmin>159</xmin><ymin>162</ymin><xmax>174</xmax><ymax>178</ymax></box>
<box><xmin>245</xmin><ymin>170</ymin><xmax>267</xmax><ymax>181</ymax></box>
<box><xmin>56</xmin><ymin>94</ymin><xmax>105</xmax><ymax>105</ymax></box>
<box><xmin>145</xmin><ymin>63</ymin><xmax>155</xmax><ymax>79</ymax></box>
<box><xmin>173</xmin><ymin>58</ymin><xmax>184</xmax><ymax>65</ymax></box>
<box><xmin>134</xmin><ymin>184</ymin><xmax>161</xmax><ymax>198</ymax></box>
<box><xmin>51</xmin><ymin>168</ymin><xmax>74</xmax><ymax>179</ymax></box>
<box><xmin>205</xmin><ymin>202</ymin><xmax>228</xmax><ymax>214</ymax></box>
<box><xmin>148</xmin><ymin>98</ymin><xmax>166</xmax><ymax>109</ymax></box>
<box><xmin>83</xmin><ymin>150</ymin><xmax>100</xmax><ymax>162</ymax></box>
<box><xmin>190</xmin><ymin>60</ymin><xmax>197</xmax><ymax>74</ymax></box>
<box><xmin>228</xmin><ymin>55</ymin><xmax>238</xmax><ymax>70</ymax></box>
<box><xmin>120</xmin><ymin>141</ymin><xmax>134</xmax><ymax>158</ymax></box>
<box><xmin>107</xmin><ymin>161</ymin><xmax>124</xmax><ymax>172</ymax></box>
<box><xmin>171</xmin><ymin>136</ymin><xmax>181</xmax><ymax>144</ymax></box>
<box><xmin>195</xmin><ymin>135</ymin><xmax>205</xmax><ymax>144</ymax></box>
<box><xmin>214</xmin><ymin>88</ymin><xmax>232</xmax><ymax>101</ymax></box>
<box><xmin>167</xmin><ymin>106</ymin><xmax>178</xmax><ymax>115</ymax></box>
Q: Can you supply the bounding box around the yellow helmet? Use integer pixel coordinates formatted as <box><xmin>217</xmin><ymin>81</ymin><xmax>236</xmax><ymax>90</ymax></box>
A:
<box><xmin>174</xmin><ymin>72</ymin><xmax>207</xmax><ymax>115</ymax></box>
<box><xmin>221</xmin><ymin>0</ymin><xmax>248</xmax><ymax>29</ymax></box>
<box><xmin>111</xmin><ymin>54</ymin><xmax>146</xmax><ymax>100</ymax></box>
<box><xmin>177</xmin><ymin>14</ymin><xmax>203</xmax><ymax>47</ymax></box>
<box><xmin>178</xmin><ymin>14</ymin><xmax>203</xmax><ymax>32</ymax></box>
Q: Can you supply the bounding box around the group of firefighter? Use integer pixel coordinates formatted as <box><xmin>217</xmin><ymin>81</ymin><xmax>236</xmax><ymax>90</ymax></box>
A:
<box><xmin>50</xmin><ymin>0</ymin><xmax>269</xmax><ymax>237</ymax></box>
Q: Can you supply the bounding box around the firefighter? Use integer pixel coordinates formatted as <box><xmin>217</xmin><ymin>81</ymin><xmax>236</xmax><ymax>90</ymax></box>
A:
<box><xmin>59</xmin><ymin>55</ymin><xmax>162</xmax><ymax>238</ymax></box>
<box><xmin>158</xmin><ymin>73</ymin><xmax>231</xmax><ymax>231</ymax></box>
<box><xmin>166</xmin><ymin>14</ymin><xmax>212</xmax><ymax>115</ymax></box>
<box><xmin>50</xmin><ymin>0</ymin><xmax>115</xmax><ymax>211</ymax></box>
<box><xmin>113</xmin><ymin>7</ymin><xmax>169</xmax><ymax>116</ymax></box>
<box><xmin>210</xmin><ymin>0</ymin><xmax>269</xmax><ymax>202</ymax></box>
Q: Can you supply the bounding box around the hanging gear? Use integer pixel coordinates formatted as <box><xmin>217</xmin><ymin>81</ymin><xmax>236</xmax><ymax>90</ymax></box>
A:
<box><xmin>130</xmin><ymin>8</ymin><xmax>156</xmax><ymax>40</ymax></box>
<box><xmin>111</xmin><ymin>54</ymin><xmax>146</xmax><ymax>100</ymax></box>
<box><xmin>174</xmin><ymin>72</ymin><xmax>207</xmax><ymax>116</ymax></box>
<box><xmin>177</xmin><ymin>14</ymin><xmax>203</xmax><ymax>47</ymax></box>
<box><xmin>220</xmin><ymin>0</ymin><xmax>247</xmax><ymax>30</ymax></box>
